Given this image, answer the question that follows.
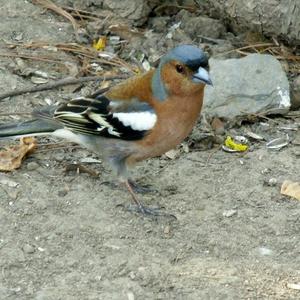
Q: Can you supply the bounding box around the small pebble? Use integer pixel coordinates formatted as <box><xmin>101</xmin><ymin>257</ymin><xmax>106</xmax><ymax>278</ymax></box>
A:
<box><xmin>261</xmin><ymin>168</ymin><xmax>271</xmax><ymax>174</ymax></box>
<box><xmin>26</xmin><ymin>161</ymin><xmax>39</xmax><ymax>171</ymax></box>
<box><xmin>23</xmin><ymin>244</ymin><xmax>35</xmax><ymax>254</ymax></box>
<box><xmin>222</xmin><ymin>209</ymin><xmax>237</xmax><ymax>217</ymax></box>
<box><xmin>264</xmin><ymin>178</ymin><xmax>277</xmax><ymax>186</ymax></box>
<box><xmin>164</xmin><ymin>225</ymin><xmax>171</xmax><ymax>235</ymax></box>
<box><xmin>57</xmin><ymin>189</ymin><xmax>68</xmax><ymax>197</ymax></box>
<box><xmin>258</xmin><ymin>247</ymin><xmax>273</xmax><ymax>256</ymax></box>
<box><xmin>128</xmin><ymin>271</ymin><xmax>136</xmax><ymax>280</ymax></box>
<box><xmin>287</xmin><ymin>283</ymin><xmax>300</xmax><ymax>290</ymax></box>
<box><xmin>127</xmin><ymin>291</ymin><xmax>135</xmax><ymax>300</ymax></box>
<box><xmin>8</xmin><ymin>191</ymin><xmax>18</xmax><ymax>200</ymax></box>
<box><xmin>293</xmin><ymin>149</ymin><xmax>300</xmax><ymax>157</ymax></box>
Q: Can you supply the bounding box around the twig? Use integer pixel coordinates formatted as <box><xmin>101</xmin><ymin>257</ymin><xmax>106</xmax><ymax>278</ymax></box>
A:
<box><xmin>61</xmin><ymin>5</ymin><xmax>107</xmax><ymax>17</ymax></box>
<box><xmin>65</xmin><ymin>163</ymin><xmax>99</xmax><ymax>177</ymax></box>
<box><xmin>0</xmin><ymin>112</ymin><xmax>31</xmax><ymax>116</ymax></box>
<box><xmin>0</xmin><ymin>75</ymin><xmax>128</xmax><ymax>101</ymax></box>
<box><xmin>0</xmin><ymin>52</ymin><xmax>64</xmax><ymax>64</ymax></box>
<box><xmin>36</xmin><ymin>145</ymin><xmax>82</xmax><ymax>153</ymax></box>
<box><xmin>240</xmin><ymin>110</ymin><xmax>280</xmax><ymax>124</ymax></box>
<box><xmin>206</xmin><ymin>145</ymin><xmax>222</xmax><ymax>165</ymax></box>
<box><xmin>216</xmin><ymin>43</ymin><xmax>275</xmax><ymax>57</ymax></box>
<box><xmin>32</xmin><ymin>0</ymin><xmax>79</xmax><ymax>38</ymax></box>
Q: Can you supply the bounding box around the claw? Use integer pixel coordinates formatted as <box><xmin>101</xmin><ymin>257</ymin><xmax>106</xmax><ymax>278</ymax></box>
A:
<box><xmin>115</xmin><ymin>179</ymin><xmax>177</xmax><ymax>219</ymax></box>
<box><xmin>127</xmin><ymin>179</ymin><xmax>157</xmax><ymax>194</ymax></box>
<box><xmin>117</xmin><ymin>203</ymin><xmax>177</xmax><ymax>219</ymax></box>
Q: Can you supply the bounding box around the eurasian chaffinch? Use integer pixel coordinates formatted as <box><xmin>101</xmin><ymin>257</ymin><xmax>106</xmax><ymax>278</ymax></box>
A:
<box><xmin>0</xmin><ymin>44</ymin><xmax>212</xmax><ymax>216</ymax></box>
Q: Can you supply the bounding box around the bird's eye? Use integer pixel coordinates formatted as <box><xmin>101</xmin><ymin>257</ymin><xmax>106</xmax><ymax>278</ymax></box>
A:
<box><xmin>176</xmin><ymin>64</ymin><xmax>184</xmax><ymax>74</ymax></box>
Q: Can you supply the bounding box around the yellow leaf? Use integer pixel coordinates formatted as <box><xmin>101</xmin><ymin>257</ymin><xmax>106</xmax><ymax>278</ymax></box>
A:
<box><xmin>92</xmin><ymin>37</ymin><xmax>106</xmax><ymax>51</ymax></box>
<box><xmin>224</xmin><ymin>136</ymin><xmax>248</xmax><ymax>152</ymax></box>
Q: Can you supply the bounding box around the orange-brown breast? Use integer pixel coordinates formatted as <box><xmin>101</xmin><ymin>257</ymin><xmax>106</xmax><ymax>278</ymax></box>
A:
<box><xmin>128</xmin><ymin>88</ymin><xmax>204</xmax><ymax>163</ymax></box>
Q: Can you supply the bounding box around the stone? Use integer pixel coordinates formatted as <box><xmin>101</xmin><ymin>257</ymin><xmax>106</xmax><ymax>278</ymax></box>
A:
<box><xmin>23</xmin><ymin>244</ymin><xmax>35</xmax><ymax>254</ymax></box>
<box><xmin>26</xmin><ymin>161</ymin><xmax>39</xmax><ymax>171</ymax></box>
<box><xmin>205</xmin><ymin>0</ymin><xmax>300</xmax><ymax>46</ymax></box>
<box><xmin>222</xmin><ymin>209</ymin><xmax>237</xmax><ymax>217</ymax></box>
<box><xmin>291</xmin><ymin>75</ymin><xmax>300</xmax><ymax>109</ymax></box>
<box><xmin>149</xmin><ymin>17</ymin><xmax>171</xmax><ymax>33</ymax></box>
<box><xmin>180</xmin><ymin>15</ymin><xmax>226</xmax><ymax>40</ymax></box>
<box><xmin>204</xmin><ymin>54</ymin><xmax>291</xmax><ymax>119</ymax></box>
<box><xmin>103</xmin><ymin>0</ymin><xmax>153</xmax><ymax>26</ymax></box>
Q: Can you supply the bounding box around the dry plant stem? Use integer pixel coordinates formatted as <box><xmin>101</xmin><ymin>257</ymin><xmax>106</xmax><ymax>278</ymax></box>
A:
<box><xmin>0</xmin><ymin>112</ymin><xmax>32</xmax><ymax>116</ymax></box>
<box><xmin>61</xmin><ymin>5</ymin><xmax>108</xmax><ymax>19</ymax></box>
<box><xmin>0</xmin><ymin>75</ymin><xmax>128</xmax><ymax>101</ymax></box>
<box><xmin>206</xmin><ymin>145</ymin><xmax>222</xmax><ymax>165</ymax></box>
<box><xmin>36</xmin><ymin>145</ymin><xmax>82</xmax><ymax>153</ymax></box>
<box><xmin>32</xmin><ymin>0</ymin><xmax>79</xmax><ymax>38</ymax></box>
<box><xmin>217</xmin><ymin>43</ymin><xmax>275</xmax><ymax>57</ymax></box>
<box><xmin>241</xmin><ymin>111</ymin><xmax>280</xmax><ymax>124</ymax></box>
<box><xmin>3</xmin><ymin>41</ymin><xmax>137</xmax><ymax>73</ymax></box>
<box><xmin>0</xmin><ymin>52</ymin><xmax>64</xmax><ymax>64</ymax></box>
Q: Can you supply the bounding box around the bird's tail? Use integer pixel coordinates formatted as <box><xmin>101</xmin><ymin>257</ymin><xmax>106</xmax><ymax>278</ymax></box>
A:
<box><xmin>0</xmin><ymin>119</ymin><xmax>62</xmax><ymax>139</ymax></box>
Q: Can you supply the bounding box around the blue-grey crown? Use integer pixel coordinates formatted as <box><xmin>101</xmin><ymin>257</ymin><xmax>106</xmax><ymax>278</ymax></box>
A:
<box><xmin>161</xmin><ymin>45</ymin><xmax>208</xmax><ymax>71</ymax></box>
<box><xmin>152</xmin><ymin>45</ymin><xmax>208</xmax><ymax>101</ymax></box>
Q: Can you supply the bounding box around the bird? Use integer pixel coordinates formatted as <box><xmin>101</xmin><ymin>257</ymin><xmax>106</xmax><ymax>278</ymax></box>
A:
<box><xmin>0</xmin><ymin>44</ymin><xmax>212</xmax><ymax>216</ymax></box>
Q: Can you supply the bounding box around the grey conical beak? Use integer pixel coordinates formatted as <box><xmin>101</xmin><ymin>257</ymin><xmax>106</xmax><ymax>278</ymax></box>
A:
<box><xmin>192</xmin><ymin>67</ymin><xmax>213</xmax><ymax>86</ymax></box>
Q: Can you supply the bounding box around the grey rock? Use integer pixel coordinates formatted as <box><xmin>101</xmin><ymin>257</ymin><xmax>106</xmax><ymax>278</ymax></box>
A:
<box><xmin>149</xmin><ymin>17</ymin><xmax>171</xmax><ymax>33</ymax></box>
<box><xmin>291</xmin><ymin>75</ymin><xmax>300</xmax><ymax>109</ymax></box>
<box><xmin>0</xmin><ymin>2</ymin><xmax>73</xmax><ymax>43</ymax></box>
<box><xmin>204</xmin><ymin>54</ymin><xmax>291</xmax><ymax>119</ymax></box>
<box><xmin>26</xmin><ymin>161</ymin><xmax>39</xmax><ymax>171</ymax></box>
<box><xmin>180</xmin><ymin>15</ymin><xmax>226</xmax><ymax>40</ymax></box>
<box><xmin>205</xmin><ymin>0</ymin><xmax>300</xmax><ymax>46</ymax></box>
<box><xmin>103</xmin><ymin>0</ymin><xmax>152</xmax><ymax>26</ymax></box>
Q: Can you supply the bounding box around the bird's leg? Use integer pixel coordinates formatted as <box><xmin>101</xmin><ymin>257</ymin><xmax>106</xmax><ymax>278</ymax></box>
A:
<box><xmin>124</xmin><ymin>179</ymin><xmax>147</xmax><ymax>213</ymax></box>
<box><xmin>122</xmin><ymin>179</ymin><xmax>176</xmax><ymax>219</ymax></box>
<box><xmin>127</xmin><ymin>179</ymin><xmax>157</xmax><ymax>194</ymax></box>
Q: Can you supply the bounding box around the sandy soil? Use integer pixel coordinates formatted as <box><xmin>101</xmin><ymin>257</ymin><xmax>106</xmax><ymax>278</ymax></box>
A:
<box><xmin>0</xmin><ymin>1</ymin><xmax>300</xmax><ymax>299</ymax></box>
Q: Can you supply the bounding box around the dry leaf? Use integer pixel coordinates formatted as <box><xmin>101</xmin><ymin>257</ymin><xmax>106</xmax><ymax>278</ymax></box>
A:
<box><xmin>281</xmin><ymin>180</ymin><xmax>300</xmax><ymax>201</ymax></box>
<box><xmin>164</xmin><ymin>149</ymin><xmax>180</xmax><ymax>160</ymax></box>
<box><xmin>0</xmin><ymin>137</ymin><xmax>37</xmax><ymax>171</ymax></box>
<box><xmin>93</xmin><ymin>37</ymin><xmax>107</xmax><ymax>51</ymax></box>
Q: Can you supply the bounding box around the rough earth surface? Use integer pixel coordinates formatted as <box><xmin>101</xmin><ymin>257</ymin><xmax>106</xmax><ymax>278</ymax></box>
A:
<box><xmin>0</xmin><ymin>1</ymin><xmax>300</xmax><ymax>300</ymax></box>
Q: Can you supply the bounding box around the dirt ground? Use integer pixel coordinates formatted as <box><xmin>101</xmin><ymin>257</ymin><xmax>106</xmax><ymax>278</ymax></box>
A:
<box><xmin>0</xmin><ymin>1</ymin><xmax>300</xmax><ymax>300</ymax></box>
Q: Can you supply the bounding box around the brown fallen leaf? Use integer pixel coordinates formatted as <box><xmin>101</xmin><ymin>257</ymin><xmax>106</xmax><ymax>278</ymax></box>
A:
<box><xmin>281</xmin><ymin>180</ymin><xmax>300</xmax><ymax>201</ymax></box>
<box><xmin>0</xmin><ymin>137</ymin><xmax>37</xmax><ymax>171</ymax></box>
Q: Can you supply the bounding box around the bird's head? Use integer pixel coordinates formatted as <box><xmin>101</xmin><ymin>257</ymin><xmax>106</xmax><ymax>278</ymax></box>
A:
<box><xmin>152</xmin><ymin>45</ymin><xmax>212</xmax><ymax>101</ymax></box>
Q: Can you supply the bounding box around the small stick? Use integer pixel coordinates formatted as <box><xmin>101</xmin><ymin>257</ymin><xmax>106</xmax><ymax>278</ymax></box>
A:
<box><xmin>0</xmin><ymin>75</ymin><xmax>128</xmax><ymax>101</ymax></box>
<box><xmin>0</xmin><ymin>52</ymin><xmax>64</xmax><ymax>64</ymax></box>
<box><xmin>32</xmin><ymin>0</ymin><xmax>79</xmax><ymax>38</ymax></box>
<box><xmin>0</xmin><ymin>112</ymin><xmax>32</xmax><ymax>116</ymax></box>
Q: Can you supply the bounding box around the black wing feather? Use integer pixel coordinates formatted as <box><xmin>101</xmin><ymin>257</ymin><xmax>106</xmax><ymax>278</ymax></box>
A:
<box><xmin>53</xmin><ymin>95</ymin><xmax>154</xmax><ymax>141</ymax></box>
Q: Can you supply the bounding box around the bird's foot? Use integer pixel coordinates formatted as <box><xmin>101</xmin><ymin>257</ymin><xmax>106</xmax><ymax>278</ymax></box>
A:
<box><xmin>100</xmin><ymin>180</ymin><xmax>156</xmax><ymax>194</ymax></box>
<box><xmin>127</xmin><ymin>179</ymin><xmax>157</xmax><ymax>194</ymax></box>
<box><xmin>117</xmin><ymin>203</ymin><xmax>177</xmax><ymax>219</ymax></box>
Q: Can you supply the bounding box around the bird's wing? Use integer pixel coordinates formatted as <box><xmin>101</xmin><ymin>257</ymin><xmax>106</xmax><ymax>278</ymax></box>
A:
<box><xmin>53</xmin><ymin>94</ymin><xmax>157</xmax><ymax>141</ymax></box>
